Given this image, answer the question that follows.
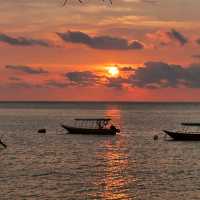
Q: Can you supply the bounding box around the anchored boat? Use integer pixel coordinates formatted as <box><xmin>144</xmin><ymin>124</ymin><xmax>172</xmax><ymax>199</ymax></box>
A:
<box><xmin>163</xmin><ymin>123</ymin><xmax>200</xmax><ymax>141</ymax></box>
<box><xmin>61</xmin><ymin>118</ymin><xmax>120</xmax><ymax>135</ymax></box>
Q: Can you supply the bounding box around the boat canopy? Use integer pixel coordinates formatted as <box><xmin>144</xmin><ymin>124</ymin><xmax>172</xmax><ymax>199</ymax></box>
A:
<box><xmin>74</xmin><ymin>118</ymin><xmax>112</xmax><ymax>129</ymax></box>
<box><xmin>181</xmin><ymin>123</ymin><xmax>200</xmax><ymax>126</ymax></box>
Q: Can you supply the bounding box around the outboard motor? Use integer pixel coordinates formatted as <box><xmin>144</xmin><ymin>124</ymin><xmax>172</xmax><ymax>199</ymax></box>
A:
<box><xmin>116</xmin><ymin>128</ymin><xmax>120</xmax><ymax>133</ymax></box>
<box><xmin>110</xmin><ymin>125</ymin><xmax>120</xmax><ymax>133</ymax></box>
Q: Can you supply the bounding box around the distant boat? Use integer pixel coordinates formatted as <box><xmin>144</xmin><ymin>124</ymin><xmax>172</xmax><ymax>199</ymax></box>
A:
<box><xmin>61</xmin><ymin>118</ymin><xmax>120</xmax><ymax>135</ymax></box>
<box><xmin>163</xmin><ymin>122</ymin><xmax>200</xmax><ymax>141</ymax></box>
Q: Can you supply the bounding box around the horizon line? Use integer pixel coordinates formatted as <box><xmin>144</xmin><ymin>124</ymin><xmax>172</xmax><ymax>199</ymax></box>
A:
<box><xmin>0</xmin><ymin>101</ymin><xmax>200</xmax><ymax>103</ymax></box>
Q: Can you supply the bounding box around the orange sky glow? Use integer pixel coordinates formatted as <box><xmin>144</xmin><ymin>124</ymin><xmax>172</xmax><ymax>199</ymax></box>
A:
<box><xmin>1</xmin><ymin>0</ymin><xmax>200</xmax><ymax>101</ymax></box>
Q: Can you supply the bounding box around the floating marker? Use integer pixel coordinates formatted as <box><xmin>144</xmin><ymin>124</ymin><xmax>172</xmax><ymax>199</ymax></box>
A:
<box><xmin>153</xmin><ymin>135</ymin><xmax>158</xmax><ymax>140</ymax></box>
<box><xmin>38</xmin><ymin>129</ymin><xmax>46</xmax><ymax>133</ymax></box>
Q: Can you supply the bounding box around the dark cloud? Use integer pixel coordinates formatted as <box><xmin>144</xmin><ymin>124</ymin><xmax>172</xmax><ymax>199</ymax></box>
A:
<box><xmin>65</xmin><ymin>70</ymin><xmax>127</xmax><ymax>89</ymax></box>
<box><xmin>167</xmin><ymin>29</ymin><xmax>188</xmax><ymax>46</ymax></box>
<box><xmin>196</xmin><ymin>38</ymin><xmax>200</xmax><ymax>45</ymax></box>
<box><xmin>57</xmin><ymin>31</ymin><xmax>144</xmax><ymax>50</ymax></box>
<box><xmin>91</xmin><ymin>36</ymin><xmax>128</xmax><ymax>50</ymax></box>
<box><xmin>65</xmin><ymin>71</ymin><xmax>99</xmax><ymax>86</ymax></box>
<box><xmin>184</xmin><ymin>64</ymin><xmax>200</xmax><ymax>88</ymax></box>
<box><xmin>6</xmin><ymin>65</ymin><xmax>48</xmax><ymax>75</ymax></box>
<box><xmin>128</xmin><ymin>61</ymin><xmax>200</xmax><ymax>89</ymax></box>
<box><xmin>141</xmin><ymin>0</ymin><xmax>158</xmax><ymax>5</ymax></box>
<box><xmin>9</xmin><ymin>76</ymin><xmax>22</xmax><ymax>81</ymax></box>
<box><xmin>46</xmin><ymin>80</ymin><xmax>68</xmax><ymax>88</ymax></box>
<box><xmin>0</xmin><ymin>33</ymin><xmax>50</xmax><ymax>47</ymax></box>
<box><xmin>120</xmin><ymin>66</ymin><xmax>135</xmax><ymax>72</ymax></box>
<box><xmin>105</xmin><ymin>77</ymin><xmax>127</xmax><ymax>89</ymax></box>
<box><xmin>192</xmin><ymin>54</ymin><xmax>200</xmax><ymax>59</ymax></box>
<box><xmin>6</xmin><ymin>79</ymin><xmax>68</xmax><ymax>89</ymax></box>
<box><xmin>129</xmin><ymin>62</ymin><xmax>183</xmax><ymax>88</ymax></box>
<box><xmin>147</xmin><ymin>29</ymin><xmax>189</xmax><ymax>47</ymax></box>
<box><xmin>8</xmin><ymin>82</ymin><xmax>35</xmax><ymax>89</ymax></box>
<box><xmin>129</xmin><ymin>40</ymin><xmax>144</xmax><ymax>49</ymax></box>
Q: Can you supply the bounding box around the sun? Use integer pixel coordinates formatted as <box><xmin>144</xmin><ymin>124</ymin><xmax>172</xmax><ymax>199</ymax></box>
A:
<box><xmin>107</xmin><ymin>66</ymin><xmax>119</xmax><ymax>77</ymax></box>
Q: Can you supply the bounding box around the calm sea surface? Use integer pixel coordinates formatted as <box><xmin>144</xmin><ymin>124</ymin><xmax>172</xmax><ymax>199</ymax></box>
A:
<box><xmin>1</xmin><ymin>102</ymin><xmax>200</xmax><ymax>200</ymax></box>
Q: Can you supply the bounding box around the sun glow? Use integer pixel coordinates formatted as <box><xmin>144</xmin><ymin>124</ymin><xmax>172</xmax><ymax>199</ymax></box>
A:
<box><xmin>107</xmin><ymin>66</ymin><xmax>119</xmax><ymax>77</ymax></box>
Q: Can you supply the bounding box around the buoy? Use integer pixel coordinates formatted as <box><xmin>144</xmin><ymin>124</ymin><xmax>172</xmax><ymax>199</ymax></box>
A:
<box><xmin>38</xmin><ymin>129</ymin><xmax>46</xmax><ymax>133</ymax></box>
<box><xmin>153</xmin><ymin>135</ymin><xmax>158</xmax><ymax>140</ymax></box>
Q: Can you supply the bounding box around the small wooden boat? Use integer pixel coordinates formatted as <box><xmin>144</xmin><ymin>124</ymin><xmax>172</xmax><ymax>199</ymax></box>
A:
<box><xmin>163</xmin><ymin>130</ymin><xmax>200</xmax><ymax>141</ymax></box>
<box><xmin>164</xmin><ymin>122</ymin><xmax>200</xmax><ymax>141</ymax></box>
<box><xmin>61</xmin><ymin>118</ymin><xmax>120</xmax><ymax>135</ymax></box>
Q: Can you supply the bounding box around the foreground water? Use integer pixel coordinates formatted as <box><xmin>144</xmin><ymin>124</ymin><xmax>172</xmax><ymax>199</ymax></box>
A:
<box><xmin>0</xmin><ymin>102</ymin><xmax>200</xmax><ymax>200</ymax></box>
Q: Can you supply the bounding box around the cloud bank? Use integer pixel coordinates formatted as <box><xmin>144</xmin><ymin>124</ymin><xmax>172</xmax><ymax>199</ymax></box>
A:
<box><xmin>129</xmin><ymin>62</ymin><xmax>200</xmax><ymax>88</ymax></box>
<box><xmin>57</xmin><ymin>31</ymin><xmax>144</xmax><ymax>50</ymax></box>
<box><xmin>64</xmin><ymin>62</ymin><xmax>200</xmax><ymax>89</ymax></box>
<box><xmin>5</xmin><ymin>62</ymin><xmax>200</xmax><ymax>90</ymax></box>
<box><xmin>65</xmin><ymin>71</ymin><xmax>100</xmax><ymax>86</ymax></box>
<box><xmin>0</xmin><ymin>33</ymin><xmax>50</xmax><ymax>47</ymax></box>
<box><xmin>147</xmin><ymin>29</ymin><xmax>188</xmax><ymax>47</ymax></box>
<box><xmin>6</xmin><ymin>65</ymin><xmax>48</xmax><ymax>75</ymax></box>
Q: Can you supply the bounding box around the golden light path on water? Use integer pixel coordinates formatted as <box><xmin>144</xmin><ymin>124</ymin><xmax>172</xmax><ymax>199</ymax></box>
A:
<box><xmin>100</xmin><ymin>141</ymin><xmax>131</xmax><ymax>200</ymax></box>
<box><xmin>92</xmin><ymin>106</ymin><xmax>137</xmax><ymax>199</ymax></box>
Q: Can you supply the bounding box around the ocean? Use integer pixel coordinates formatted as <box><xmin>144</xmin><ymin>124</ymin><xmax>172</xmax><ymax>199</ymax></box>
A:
<box><xmin>0</xmin><ymin>102</ymin><xmax>200</xmax><ymax>200</ymax></box>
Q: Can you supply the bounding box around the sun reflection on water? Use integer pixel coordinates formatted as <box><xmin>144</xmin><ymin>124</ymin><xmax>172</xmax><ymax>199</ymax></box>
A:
<box><xmin>95</xmin><ymin>136</ymin><xmax>136</xmax><ymax>200</ymax></box>
<box><xmin>105</xmin><ymin>106</ymin><xmax>122</xmax><ymax>128</ymax></box>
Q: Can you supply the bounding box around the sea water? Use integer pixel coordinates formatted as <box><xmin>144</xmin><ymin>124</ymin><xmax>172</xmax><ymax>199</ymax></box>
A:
<box><xmin>0</xmin><ymin>102</ymin><xmax>200</xmax><ymax>200</ymax></box>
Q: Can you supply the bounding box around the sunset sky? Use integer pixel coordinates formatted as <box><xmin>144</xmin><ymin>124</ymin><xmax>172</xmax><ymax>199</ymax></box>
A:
<box><xmin>1</xmin><ymin>0</ymin><xmax>200</xmax><ymax>101</ymax></box>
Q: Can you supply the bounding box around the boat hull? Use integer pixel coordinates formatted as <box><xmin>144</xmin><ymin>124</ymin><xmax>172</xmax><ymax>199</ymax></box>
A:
<box><xmin>61</xmin><ymin>125</ymin><xmax>117</xmax><ymax>135</ymax></box>
<box><xmin>163</xmin><ymin>130</ymin><xmax>200</xmax><ymax>141</ymax></box>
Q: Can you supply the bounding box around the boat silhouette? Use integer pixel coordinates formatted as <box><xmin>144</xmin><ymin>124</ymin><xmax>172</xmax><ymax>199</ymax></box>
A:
<box><xmin>61</xmin><ymin>118</ymin><xmax>120</xmax><ymax>135</ymax></box>
<box><xmin>164</xmin><ymin>123</ymin><xmax>200</xmax><ymax>141</ymax></box>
